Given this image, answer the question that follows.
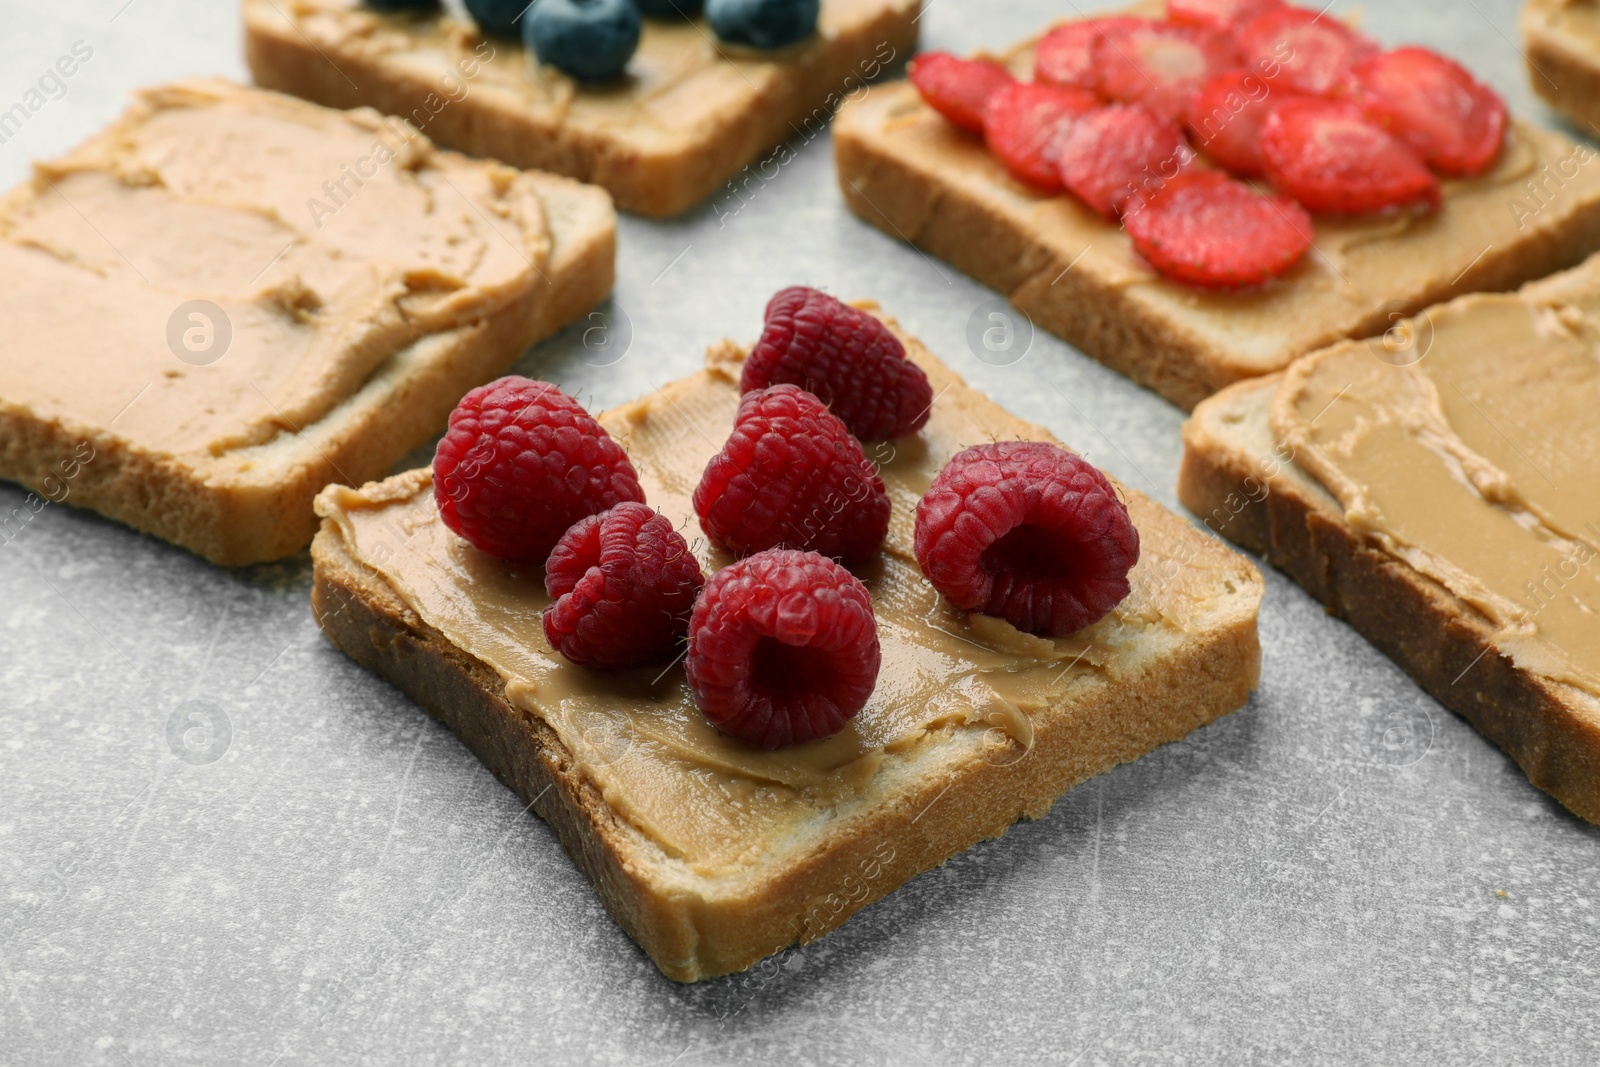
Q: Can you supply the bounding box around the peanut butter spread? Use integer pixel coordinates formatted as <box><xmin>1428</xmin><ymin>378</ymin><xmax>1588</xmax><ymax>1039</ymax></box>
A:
<box><xmin>317</xmin><ymin>325</ymin><xmax>1235</xmax><ymax>873</ymax></box>
<box><xmin>0</xmin><ymin>80</ymin><xmax>549</xmax><ymax>458</ymax></box>
<box><xmin>258</xmin><ymin>0</ymin><xmax>910</xmax><ymax>149</ymax></box>
<box><xmin>1270</xmin><ymin>283</ymin><xmax>1600</xmax><ymax>697</ymax></box>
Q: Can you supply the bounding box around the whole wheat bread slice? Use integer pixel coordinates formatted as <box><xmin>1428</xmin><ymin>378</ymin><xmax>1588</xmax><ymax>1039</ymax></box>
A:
<box><xmin>1524</xmin><ymin>0</ymin><xmax>1600</xmax><ymax>133</ymax></box>
<box><xmin>310</xmin><ymin>330</ymin><xmax>1264</xmax><ymax>981</ymax></box>
<box><xmin>244</xmin><ymin>0</ymin><xmax>921</xmax><ymax>218</ymax></box>
<box><xmin>834</xmin><ymin>8</ymin><xmax>1600</xmax><ymax>410</ymax></box>
<box><xmin>0</xmin><ymin>81</ymin><xmax>615</xmax><ymax>567</ymax></box>
<box><xmin>1179</xmin><ymin>368</ymin><xmax>1600</xmax><ymax>824</ymax></box>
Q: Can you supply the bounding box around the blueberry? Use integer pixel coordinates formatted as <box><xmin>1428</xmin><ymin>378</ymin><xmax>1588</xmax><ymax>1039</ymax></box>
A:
<box><xmin>637</xmin><ymin>0</ymin><xmax>703</xmax><ymax>16</ymax></box>
<box><xmin>705</xmin><ymin>0</ymin><xmax>818</xmax><ymax>49</ymax></box>
<box><xmin>364</xmin><ymin>0</ymin><xmax>439</xmax><ymax>10</ymax></box>
<box><xmin>463</xmin><ymin>0</ymin><xmax>533</xmax><ymax>38</ymax></box>
<box><xmin>524</xmin><ymin>0</ymin><xmax>642</xmax><ymax>81</ymax></box>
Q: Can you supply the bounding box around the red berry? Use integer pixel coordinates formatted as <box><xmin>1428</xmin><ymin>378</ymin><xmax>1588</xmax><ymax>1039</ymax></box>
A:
<box><xmin>1186</xmin><ymin>68</ymin><xmax>1302</xmax><ymax>176</ymax></box>
<box><xmin>1056</xmin><ymin>104</ymin><xmax>1195</xmax><ymax>218</ymax></box>
<box><xmin>1260</xmin><ymin>98</ymin><xmax>1440</xmax><ymax>214</ymax></box>
<box><xmin>1123</xmin><ymin>170</ymin><xmax>1312</xmax><ymax>289</ymax></box>
<box><xmin>910</xmin><ymin>51</ymin><xmax>1015</xmax><ymax>133</ymax></box>
<box><xmin>433</xmin><ymin>377</ymin><xmax>643</xmax><ymax>562</ymax></box>
<box><xmin>1352</xmin><ymin>47</ymin><xmax>1508</xmax><ymax>177</ymax></box>
<box><xmin>983</xmin><ymin>81</ymin><xmax>1102</xmax><ymax>190</ymax></box>
<box><xmin>693</xmin><ymin>385</ymin><xmax>891</xmax><ymax>565</ymax></box>
<box><xmin>1093</xmin><ymin>20</ymin><xmax>1239</xmax><ymax>121</ymax></box>
<box><xmin>914</xmin><ymin>442</ymin><xmax>1139</xmax><ymax>637</ymax></box>
<box><xmin>1235</xmin><ymin>8</ymin><xmax>1378</xmax><ymax>97</ymax></box>
<box><xmin>541</xmin><ymin>503</ymin><xmax>705</xmax><ymax>669</ymax></box>
<box><xmin>1168</xmin><ymin>0</ymin><xmax>1283</xmax><ymax>32</ymax></box>
<box><xmin>686</xmin><ymin>548</ymin><xmax>880</xmax><ymax>749</ymax></box>
<box><xmin>1033</xmin><ymin>17</ymin><xmax>1144</xmax><ymax>90</ymax></box>
<box><xmin>740</xmin><ymin>286</ymin><xmax>933</xmax><ymax>441</ymax></box>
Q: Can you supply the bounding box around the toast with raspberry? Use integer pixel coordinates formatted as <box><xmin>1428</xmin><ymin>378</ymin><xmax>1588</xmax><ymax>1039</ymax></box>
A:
<box><xmin>1178</xmin><ymin>258</ymin><xmax>1600</xmax><ymax>824</ymax></box>
<box><xmin>243</xmin><ymin>0</ymin><xmax>921</xmax><ymax>218</ymax></box>
<box><xmin>0</xmin><ymin>80</ymin><xmax>614</xmax><ymax>566</ymax></box>
<box><xmin>1524</xmin><ymin>0</ymin><xmax>1600</xmax><ymax>132</ymax></box>
<box><xmin>309</xmin><ymin>310</ymin><xmax>1264</xmax><ymax>981</ymax></box>
<box><xmin>835</xmin><ymin>1</ymin><xmax>1600</xmax><ymax>409</ymax></box>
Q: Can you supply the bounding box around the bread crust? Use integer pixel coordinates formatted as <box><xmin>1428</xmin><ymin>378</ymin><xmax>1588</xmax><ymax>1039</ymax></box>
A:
<box><xmin>835</xmin><ymin>80</ymin><xmax>1600</xmax><ymax>411</ymax></box>
<box><xmin>1179</xmin><ymin>376</ymin><xmax>1600</xmax><ymax>824</ymax></box>
<box><xmin>1525</xmin><ymin>0</ymin><xmax>1600</xmax><ymax>132</ymax></box>
<box><xmin>243</xmin><ymin>0</ymin><xmax>922</xmax><ymax>218</ymax></box>
<box><xmin>0</xmin><ymin>172</ymin><xmax>614</xmax><ymax>568</ymax></box>
<box><xmin>311</xmin><ymin>446</ymin><xmax>1263</xmax><ymax>981</ymax></box>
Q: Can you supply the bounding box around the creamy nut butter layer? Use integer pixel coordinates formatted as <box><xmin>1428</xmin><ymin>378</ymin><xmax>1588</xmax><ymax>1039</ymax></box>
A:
<box><xmin>312</xmin><ymin>318</ymin><xmax>1263</xmax><ymax>979</ymax></box>
<box><xmin>0</xmin><ymin>80</ymin><xmax>614</xmax><ymax>565</ymax></box>
<box><xmin>1272</xmin><ymin>277</ymin><xmax>1600</xmax><ymax>700</ymax></box>
<box><xmin>245</xmin><ymin>0</ymin><xmax>921</xmax><ymax>217</ymax></box>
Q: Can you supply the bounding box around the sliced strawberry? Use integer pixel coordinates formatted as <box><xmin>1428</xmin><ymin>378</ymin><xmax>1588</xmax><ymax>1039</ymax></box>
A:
<box><xmin>910</xmin><ymin>51</ymin><xmax>1015</xmax><ymax>133</ymax></box>
<box><xmin>983</xmin><ymin>82</ymin><xmax>1101</xmax><ymax>190</ymax></box>
<box><xmin>1124</xmin><ymin>170</ymin><xmax>1313</xmax><ymax>288</ymax></box>
<box><xmin>1169</xmin><ymin>0</ymin><xmax>1284</xmax><ymax>32</ymax></box>
<box><xmin>1186</xmin><ymin>68</ymin><xmax>1303</xmax><ymax>177</ymax></box>
<box><xmin>1034</xmin><ymin>17</ymin><xmax>1146</xmax><ymax>90</ymax></box>
<box><xmin>1352</xmin><ymin>47</ymin><xmax>1508</xmax><ymax>177</ymax></box>
<box><xmin>1093</xmin><ymin>21</ymin><xmax>1240</xmax><ymax>121</ymax></box>
<box><xmin>1057</xmin><ymin>104</ymin><xmax>1195</xmax><ymax>218</ymax></box>
<box><xmin>1260</xmin><ymin>99</ymin><xmax>1440</xmax><ymax>214</ymax></box>
<box><xmin>1235</xmin><ymin>8</ymin><xmax>1378</xmax><ymax>97</ymax></box>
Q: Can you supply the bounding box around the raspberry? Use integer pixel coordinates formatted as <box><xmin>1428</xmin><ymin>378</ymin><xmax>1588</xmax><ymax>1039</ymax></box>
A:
<box><xmin>685</xmin><ymin>548</ymin><xmax>880</xmax><ymax>749</ymax></box>
<box><xmin>914</xmin><ymin>442</ymin><xmax>1140</xmax><ymax>637</ymax></box>
<box><xmin>1123</xmin><ymin>170</ymin><xmax>1313</xmax><ymax>289</ymax></box>
<box><xmin>541</xmin><ymin>503</ymin><xmax>705</xmax><ymax>669</ymax></box>
<box><xmin>1186</xmin><ymin>69</ymin><xmax>1302</xmax><ymax>176</ymax></box>
<box><xmin>1033</xmin><ymin>17</ymin><xmax>1144</xmax><ymax>90</ymax></box>
<box><xmin>1235</xmin><ymin>8</ymin><xmax>1377</xmax><ymax>97</ymax></box>
<box><xmin>1056</xmin><ymin>104</ymin><xmax>1195</xmax><ymax>219</ymax></box>
<box><xmin>740</xmin><ymin>287</ymin><xmax>933</xmax><ymax>441</ymax></box>
<box><xmin>1168</xmin><ymin>0</ymin><xmax>1283</xmax><ymax>32</ymax></box>
<box><xmin>1092</xmin><ymin>20</ymin><xmax>1239</xmax><ymax>122</ymax></box>
<box><xmin>910</xmin><ymin>51</ymin><xmax>1014</xmax><ymax>133</ymax></box>
<box><xmin>1260</xmin><ymin>98</ymin><xmax>1440</xmax><ymax>214</ymax></box>
<box><xmin>434</xmin><ymin>377</ymin><xmax>644</xmax><ymax>562</ymax></box>
<box><xmin>1352</xmin><ymin>47</ymin><xmax>1508</xmax><ymax>177</ymax></box>
<box><xmin>694</xmin><ymin>385</ymin><xmax>891</xmax><ymax>565</ymax></box>
<box><xmin>983</xmin><ymin>82</ymin><xmax>1102</xmax><ymax>191</ymax></box>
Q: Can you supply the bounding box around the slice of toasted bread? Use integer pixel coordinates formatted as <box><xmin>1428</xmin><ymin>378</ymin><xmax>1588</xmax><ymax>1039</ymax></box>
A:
<box><xmin>0</xmin><ymin>80</ymin><xmax>614</xmax><ymax>567</ymax></box>
<box><xmin>310</xmin><ymin>322</ymin><xmax>1264</xmax><ymax>982</ymax></box>
<box><xmin>834</xmin><ymin>18</ymin><xmax>1600</xmax><ymax>410</ymax></box>
<box><xmin>243</xmin><ymin>0</ymin><xmax>921</xmax><ymax>218</ymax></box>
<box><xmin>1179</xmin><ymin>345</ymin><xmax>1600</xmax><ymax>824</ymax></box>
<box><xmin>1524</xmin><ymin>0</ymin><xmax>1600</xmax><ymax>132</ymax></box>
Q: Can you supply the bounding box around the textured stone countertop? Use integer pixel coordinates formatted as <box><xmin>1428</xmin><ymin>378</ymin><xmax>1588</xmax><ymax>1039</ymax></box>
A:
<box><xmin>2</xmin><ymin>1</ymin><xmax>1597</xmax><ymax>1063</ymax></box>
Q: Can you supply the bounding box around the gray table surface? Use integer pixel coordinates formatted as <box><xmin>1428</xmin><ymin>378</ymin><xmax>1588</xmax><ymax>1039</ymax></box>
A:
<box><xmin>4</xmin><ymin>1</ymin><xmax>1598</xmax><ymax>1064</ymax></box>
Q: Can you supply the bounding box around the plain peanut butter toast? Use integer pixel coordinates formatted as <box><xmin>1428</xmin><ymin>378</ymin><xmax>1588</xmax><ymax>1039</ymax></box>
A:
<box><xmin>1180</xmin><ymin>255</ymin><xmax>1600</xmax><ymax>824</ymax></box>
<box><xmin>311</xmin><ymin>306</ymin><xmax>1264</xmax><ymax>981</ymax></box>
<box><xmin>0</xmin><ymin>80</ymin><xmax>614</xmax><ymax>566</ymax></box>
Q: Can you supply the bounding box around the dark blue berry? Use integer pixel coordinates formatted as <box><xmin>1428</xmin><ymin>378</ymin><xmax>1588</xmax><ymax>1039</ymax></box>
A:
<box><xmin>705</xmin><ymin>0</ymin><xmax>818</xmax><ymax>48</ymax></box>
<box><xmin>637</xmin><ymin>0</ymin><xmax>703</xmax><ymax>15</ymax></box>
<box><xmin>463</xmin><ymin>0</ymin><xmax>532</xmax><ymax>38</ymax></box>
<box><xmin>524</xmin><ymin>0</ymin><xmax>642</xmax><ymax>81</ymax></box>
<box><xmin>364</xmin><ymin>0</ymin><xmax>439</xmax><ymax>10</ymax></box>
